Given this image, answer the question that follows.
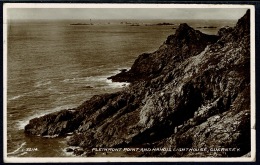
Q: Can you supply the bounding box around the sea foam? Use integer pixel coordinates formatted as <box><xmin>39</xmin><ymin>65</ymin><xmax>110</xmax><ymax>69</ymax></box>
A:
<box><xmin>7</xmin><ymin>142</ymin><xmax>26</xmax><ymax>156</ymax></box>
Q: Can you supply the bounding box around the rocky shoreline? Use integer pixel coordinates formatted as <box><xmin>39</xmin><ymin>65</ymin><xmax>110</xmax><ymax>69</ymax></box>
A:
<box><xmin>25</xmin><ymin>10</ymin><xmax>251</xmax><ymax>157</ymax></box>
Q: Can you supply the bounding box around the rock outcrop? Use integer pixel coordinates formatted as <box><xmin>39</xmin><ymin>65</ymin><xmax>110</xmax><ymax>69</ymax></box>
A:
<box><xmin>25</xmin><ymin>10</ymin><xmax>251</xmax><ymax>157</ymax></box>
<box><xmin>108</xmin><ymin>23</ymin><xmax>219</xmax><ymax>82</ymax></box>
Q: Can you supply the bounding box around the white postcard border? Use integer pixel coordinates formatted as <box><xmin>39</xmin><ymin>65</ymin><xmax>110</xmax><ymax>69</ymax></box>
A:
<box><xmin>3</xmin><ymin>3</ymin><xmax>256</xmax><ymax>163</ymax></box>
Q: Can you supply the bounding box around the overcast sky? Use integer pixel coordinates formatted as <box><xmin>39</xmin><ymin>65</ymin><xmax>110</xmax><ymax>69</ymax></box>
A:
<box><xmin>7</xmin><ymin>8</ymin><xmax>248</xmax><ymax>20</ymax></box>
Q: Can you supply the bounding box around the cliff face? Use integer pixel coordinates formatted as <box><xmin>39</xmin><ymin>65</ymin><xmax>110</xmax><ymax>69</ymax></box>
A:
<box><xmin>25</xmin><ymin>10</ymin><xmax>251</xmax><ymax>157</ymax></box>
<box><xmin>108</xmin><ymin>23</ymin><xmax>219</xmax><ymax>82</ymax></box>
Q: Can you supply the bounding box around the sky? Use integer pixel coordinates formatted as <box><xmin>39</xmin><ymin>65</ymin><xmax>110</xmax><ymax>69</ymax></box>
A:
<box><xmin>7</xmin><ymin>8</ymin><xmax>248</xmax><ymax>20</ymax></box>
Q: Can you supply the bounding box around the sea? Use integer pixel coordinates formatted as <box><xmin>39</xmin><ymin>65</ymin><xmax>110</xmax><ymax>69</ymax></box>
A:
<box><xmin>6</xmin><ymin>19</ymin><xmax>237</xmax><ymax>157</ymax></box>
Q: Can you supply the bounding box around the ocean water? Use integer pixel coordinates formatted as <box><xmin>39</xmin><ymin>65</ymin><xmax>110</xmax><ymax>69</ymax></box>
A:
<box><xmin>6</xmin><ymin>19</ymin><xmax>237</xmax><ymax>157</ymax></box>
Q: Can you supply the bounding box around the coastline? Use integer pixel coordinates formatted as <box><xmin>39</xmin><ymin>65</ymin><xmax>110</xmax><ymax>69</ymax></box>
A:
<box><xmin>7</xmin><ymin>67</ymin><xmax>132</xmax><ymax>157</ymax></box>
<box><xmin>21</xmin><ymin>10</ymin><xmax>252</xmax><ymax>158</ymax></box>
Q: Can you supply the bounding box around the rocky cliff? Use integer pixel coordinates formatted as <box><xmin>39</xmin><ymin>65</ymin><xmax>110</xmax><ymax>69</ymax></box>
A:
<box><xmin>25</xmin><ymin>10</ymin><xmax>251</xmax><ymax>157</ymax></box>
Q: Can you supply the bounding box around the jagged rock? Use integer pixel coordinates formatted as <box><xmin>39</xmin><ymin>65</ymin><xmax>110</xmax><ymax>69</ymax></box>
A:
<box><xmin>73</xmin><ymin>148</ymin><xmax>84</xmax><ymax>156</ymax></box>
<box><xmin>24</xmin><ymin>10</ymin><xmax>251</xmax><ymax>157</ymax></box>
<box><xmin>66</xmin><ymin>148</ymin><xmax>73</xmax><ymax>152</ymax></box>
<box><xmin>85</xmin><ymin>150</ymin><xmax>95</xmax><ymax>157</ymax></box>
<box><xmin>24</xmin><ymin>109</ymin><xmax>79</xmax><ymax>136</ymax></box>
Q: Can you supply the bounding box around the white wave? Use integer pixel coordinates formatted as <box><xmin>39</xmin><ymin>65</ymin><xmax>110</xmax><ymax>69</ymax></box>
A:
<box><xmin>34</xmin><ymin>80</ymin><xmax>52</xmax><ymax>88</ymax></box>
<box><xmin>86</xmin><ymin>76</ymin><xmax>107</xmax><ymax>82</ymax></box>
<box><xmin>46</xmin><ymin>86</ymin><xmax>63</xmax><ymax>94</ymax></box>
<box><xmin>63</xmin><ymin>76</ymin><xmax>107</xmax><ymax>83</ymax></box>
<box><xmin>43</xmin><ymin>134</ymin><xmax>59</xmax><ymax>138</ymax></box>
<box><xmin>18</xmin><ymin>120</ymin><xmax>30</xmax><ymax>131</ymax></box>
<box><xmin>105</xmin><ymin>78</ymin><xmax>130</xmax><ymax>88</ymax></box>
<box><xmin>7</xmin><ymin>142</ymin><xmax>26</xmax><ymax>155</ymax></box>
<box><xmin>62</xmin><ymin>67</ymin><xmax>130</xmax><ymax>86</ymax></box>
<box><xmin>18</xmin><ymin>152</ymin><xmax>28</xmax><ymax>156</ymax></box>
<box><xmin>111</xmin><ymin>67</ymin><xmax>131</xmax><ymax>74</ymax></box>
<box><xmin>8</xmin><ymin>95</ymin><xmax>24</xmax><ymax>101</ymax></box>
<box><xmin>62</xmin><ymin>78</ymin><xmax>77</xmax><ymax>83</ymax></box>
<box><xmin>85</xmin><ymin>68</ymin><xmax>131</xmax><ymax>88</ymax></box>
<box><xmin>8</xmin><ymin>90</ymin><xmax>40</xmax><ymax>101</ymax></box>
